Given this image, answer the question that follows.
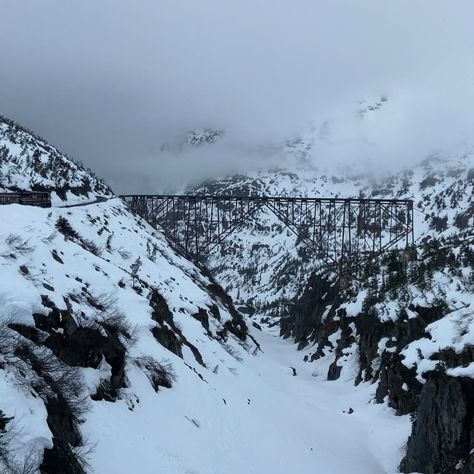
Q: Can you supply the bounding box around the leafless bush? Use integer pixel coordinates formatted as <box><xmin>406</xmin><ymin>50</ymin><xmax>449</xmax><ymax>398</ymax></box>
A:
<box><xmin>0</xmin><ymin>321</ymin><xmax>89</xmax><ymax>470</ymax></box>
<box><xmin>3</xmin><ymin>448</ymin><xmax>42</xmax><ymax>474</ymax></box>
<box><xmin>1</xmin><ymin>234</ymin><xmax>34</xmax><ymax>257</ymax></box>
<box><xmin>72</xmin><ymin>439</ymin><xmax>96</xmax><ymax>473</ymax></box>
<box><xmin>14</xmin><ymin>340</ymin><xmax>90</xmax><ymax>419</ymax></box>
<box><xmin>55</xmin><ymin>216</ymin><xmax>79</xmax><ymax>240</ymax></box>
<box><xmin>133</xmin><ymin>356</ymin><xmax>175</xmax><ymax>391</ymax></box>
<box><xmin>146</xmin><ymin>239</ymin><xmax>158</xmax><ymax>262</ymax></box>
<box><xmin>80</xmin><ymin>238</ymin><xmax>103</xmax><ymax>257</ymax></box>
<box><xmin>100</xmin><ymin>310</ymin><xmax>139</xmax><ymax>349</ymax></box>
<box><xmin>77</xmin><ymin>292</ymin><xmax>139</xmax><ymax>348</ymax></box>
<box><xmin>0</xmin><ymin>320</ymin><xmax>21</xmax><ymax>365</ymax></box>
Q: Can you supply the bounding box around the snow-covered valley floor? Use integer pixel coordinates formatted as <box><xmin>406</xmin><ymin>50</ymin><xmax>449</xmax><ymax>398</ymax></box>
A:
<box><xmin>85</xmin><ymin>322</ymin><xmax>410</xmax><ymax>474</ymax></box>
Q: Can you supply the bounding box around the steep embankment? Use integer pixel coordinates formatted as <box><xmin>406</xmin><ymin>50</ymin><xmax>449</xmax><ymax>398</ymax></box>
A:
<box><xmin>0</xmin><ymin>198</ymin><xmax>254</xmax><ymax>472</ymax></box>
<box><xmin>280</xmin><ymin>230</ymin><xmax>474</xmax><ymax>472</ymax></box>
<box><xmin>0</xmin><ymin>115</ymin><xmax>112</xmax><ymax>204</ymax></box>
<box><xmin>0</xmin><ymin>197</ymin><xmax>412</xmax><ymax>474</ymax></box>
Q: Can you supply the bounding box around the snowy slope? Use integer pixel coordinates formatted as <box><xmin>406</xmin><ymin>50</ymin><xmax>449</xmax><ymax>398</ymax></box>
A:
<box><xmin>0</xmin><ymin>199</ymin><xmax>410</xmax><ymax>473</ymax></box>
<box><xmin>0</xmin><ymin>115</ymin><xmax>112</xmax><ymax>204</ymax></box>
<box><xmin>166</xmin><ymin>95</ymin><xmax>472</xmax><ymax>312</ymax></box>
<box><xmin>0</xmin><ymin>198</ymin><xmax>248</xmax><ymax>470</ymax></box>
<box><xmin>193</xmin><ymin>149</ymin><xmax>473</xmax><ymax>313</ymax></box>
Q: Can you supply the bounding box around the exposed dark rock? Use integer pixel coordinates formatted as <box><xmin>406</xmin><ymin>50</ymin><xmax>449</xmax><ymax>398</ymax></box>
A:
<box><xmin>400</xmin><ymin>371</ymin><xmax>474</xmax><ymax>474</ymax></box>
<box><xmin>149</xmin><ymin>289</ymin><xmax>174</xmax><ymax>325</ymax></box>
<box><xmin>209</xmin><ymin>304</ymin><xmax>221</xmax><ymax>321</ymax></box>
<box><xmin>0</xmin><ymin>410</ymin><xmax>13</xmax><ymax>431</ymax></box>
<box><xmin>45</xmin><ymin>327</ymin><xmax>126</xmax><ymax>395</ymax></box>
<box><xmin>354</xmin><ymin>311</ymin><xmax>391</xmax><ymax>383</ymax></box>
<box><xmin>375</xmin><ymin>352</ymin><xmax>422</xmax><ymax>415</ymax></box>
<box><xmin>327</xmin><ymin>310</ymin><xmax>356</xmax><ymax>381</ymax></box>
<box><xmin>151</xmin><ymin>325</ymin><xmax>183</xmax><ymax>358</ymax></box>
<box><xmin>280</xmin><ymin>274</ymin><xmax>338</xmax><ymax>348</ymax></box>
<box><xmin>33</xmin><ymin>308</ymin><xmax>78</xmax><ymax>336</ymax></box>
<box><xmin>149</xmin><ymin>289</ymin><xmax>204</xmax><ymax>365</ymax></box>
<box><xmin>33</xmin><ymin>309</ymin><xmax>128</xmax><ymax>401</ymax></box>
<box><xmin>354</xmin><ymin>305</ymin><xmax>445</xmax><ymax>387</ymax></box>
<box><xmin>433</xmin><ymin>346</ymin><xmax>474</xmax><ymax>369</ymax></box>
<box><xmin>40</xmin><ymin>395</ymin><xmax>85</xmax><ymax>474</ymax></box>
<box><xmin>207</xmin><ymin>282</ymin><xmax>248</xmax><ymax>341</ymax></box>
<box><xmin>431</xmin><ymin>215</ymin><xmax>448</xmax><ymax>232</ymax></box>
<box><xmin>51</xmin><ymin>250</ymin><xmax>64</xmax><ymax>264</ymax></box>
<box><xmin>19</xmin><ymin>264</ymin><xmax>29</xmax><ymax>275</ymax></box>
<box><xmin>192</xmin><ymin>308</ymin><xmax>210</xmax><ymax>332</ymax></box>
<box><xmin>8</xmin><ymin>323</ymin><xmax>44</xmax><ymax>344</ymax></box>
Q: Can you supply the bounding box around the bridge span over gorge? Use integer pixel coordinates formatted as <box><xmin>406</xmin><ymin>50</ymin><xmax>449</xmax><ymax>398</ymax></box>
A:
<box><xmin>120</xmin><ymin>194</ymin><xmax>414</xmax><ymax>273</ymax></box>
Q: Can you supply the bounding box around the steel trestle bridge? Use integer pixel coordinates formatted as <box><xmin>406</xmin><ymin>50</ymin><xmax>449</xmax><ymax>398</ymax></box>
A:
<box><xmin>121</xmin><ymin>194</ymin><xmax>414</xmax><ymax>273</ymax></box>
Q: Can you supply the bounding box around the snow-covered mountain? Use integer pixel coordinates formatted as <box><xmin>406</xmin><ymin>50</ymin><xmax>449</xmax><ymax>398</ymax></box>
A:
<box><xmin>193</xmin><ymin>149</ymin><xmax>473</xmax><ymax>315</ymax></box>
<box><xmin>178</xmin><ymin>100</ymin><xmax>473</xmax><ymax>473</ymax></box>
<box><xmin>0</xmin><ymin>115</ymin><xmax>112</xmax><ymax>204</ymax></box>
<box><xmin>1</xmin><ymin>108</ymin><xmax>473</xmax><ymax>474</ymax></box>
<box><xmin>0</xmin><ymin>118</ymin><xmax>413</xmax><ymax>474</ymax></box>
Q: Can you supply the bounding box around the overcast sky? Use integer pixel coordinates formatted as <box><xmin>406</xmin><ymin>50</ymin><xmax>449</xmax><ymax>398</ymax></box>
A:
<box><xmin>1</xmin><ymin>1</ymin><xmax>474</xmax><ymax>192</ymax></box>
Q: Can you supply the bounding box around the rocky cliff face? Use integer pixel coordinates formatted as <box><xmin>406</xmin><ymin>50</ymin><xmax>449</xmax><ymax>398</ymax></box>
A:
<box><xmin>400</xmin><ymin>371</ymin><xmax>474</xmax><ymax>474</ymax></box>
<box><xmin>280</xmin><ymin>232</ymin><xmax>474</xmax><ymax>472</ymax></box>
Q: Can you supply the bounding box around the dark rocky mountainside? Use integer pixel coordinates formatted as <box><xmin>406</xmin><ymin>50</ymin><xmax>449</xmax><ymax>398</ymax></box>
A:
<box><xmin>281</xmin><ymin>230</ymin><xmax>474</xmax><ymax>472</ymax></box>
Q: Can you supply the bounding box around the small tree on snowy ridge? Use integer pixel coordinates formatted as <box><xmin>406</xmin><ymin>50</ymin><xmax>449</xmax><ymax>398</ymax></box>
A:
<box><xmin>130</xmin><ymin>257</ymin><xmax>142</xmax><ymax>288</ymax></box>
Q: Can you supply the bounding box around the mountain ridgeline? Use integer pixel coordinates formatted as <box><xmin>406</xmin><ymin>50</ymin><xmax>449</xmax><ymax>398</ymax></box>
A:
<box><xmin>0</xmin><ymin>115</ymin><xmax>112</xmax><ymax>203</ymax></box>
<box><xmin>0</xmin><ymin>112</ymin><xmax>473</xmax><ymax>473</ymax></box>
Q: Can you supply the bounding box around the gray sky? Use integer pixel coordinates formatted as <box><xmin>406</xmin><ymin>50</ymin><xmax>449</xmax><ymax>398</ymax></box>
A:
<box><xmin>1</xmin><ymin>0</ymin><xmax>474</xmax><ymax>192</ymax></box>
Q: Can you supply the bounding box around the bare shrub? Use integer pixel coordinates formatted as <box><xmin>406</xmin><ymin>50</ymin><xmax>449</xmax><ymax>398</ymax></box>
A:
<box><xmin>3</xmin><ymin>448</ymin><xmax>42</xmax><ymax>474</ymax></box>
<box><xmin>80</xmin><ymin>238</ymin><xmax>103</xmax><ymax>257</ymax></box>
<box><xmin>130</xmin><ymin>257</ymin><xmax>142</xmax><ymax>288</ymax></box>
<box><xmin>77</xmin><ymin>292</ymin><xmax>139</xmax><ymax>348</ymax></box>
<box><xmin>1</xmin><ymin>234</ymin><xmax>34</xmax><ymax>257</ymax></box>
<box><xmin>14</xmin><ymin>340</ymin><xmax>90</xmax><ymax>419</ymax></box>
<box><xmin>133</xmin><ymin>356</ymin><xmax>175</xmax><ymax>391</ymax></box>
<box><xmin>0</xmin><ymin>321</ymin><xmax>89</xmax><ymax>470</ymax></box>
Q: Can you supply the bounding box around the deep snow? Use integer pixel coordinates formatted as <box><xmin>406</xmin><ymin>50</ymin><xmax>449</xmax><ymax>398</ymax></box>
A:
<box><xmin>83</xmin><ymin>323</ymin><xmax>410</xmax><ymax>474</ymax></box>
<box><xmin>0</xmin><ymin>199</ymin><xmax>410</xmax><ymax>473</ymax></box>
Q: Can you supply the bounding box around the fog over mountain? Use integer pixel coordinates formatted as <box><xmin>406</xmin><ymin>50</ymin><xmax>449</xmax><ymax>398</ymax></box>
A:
<box><xmin>1</xmin><ymin>0</ymin><xmax>474</xmax><ymax>191</ymax></box>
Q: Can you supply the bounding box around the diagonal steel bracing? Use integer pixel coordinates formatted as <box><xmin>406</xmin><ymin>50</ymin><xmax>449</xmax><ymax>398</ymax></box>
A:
<box><xmin>120</xmin><ymin>194</ymin><xmax>414</xmax><ymax>273</ymax></box>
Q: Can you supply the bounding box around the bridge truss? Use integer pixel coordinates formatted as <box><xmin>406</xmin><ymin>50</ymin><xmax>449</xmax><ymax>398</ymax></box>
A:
<box><xmin>121</xmin><ymin>195</ymin><xmax>414</xmax><ymax>273</ymax></box>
